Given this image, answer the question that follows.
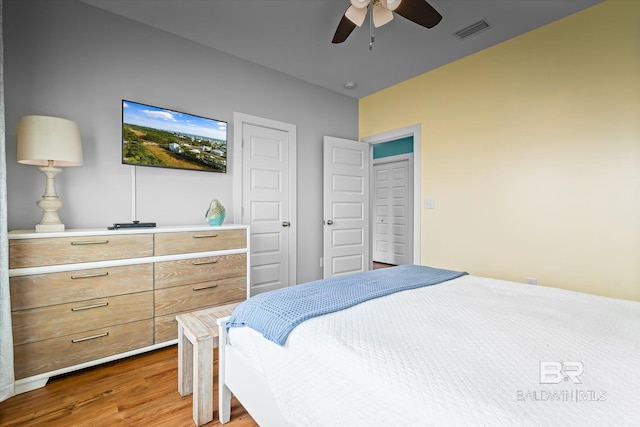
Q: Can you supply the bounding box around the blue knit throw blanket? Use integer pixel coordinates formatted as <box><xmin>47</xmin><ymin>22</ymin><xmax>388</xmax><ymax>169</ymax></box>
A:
<box><xmin>226</xmin><ymin>264</ymin><xmax>467</xmax><ymax>345</ymax></box>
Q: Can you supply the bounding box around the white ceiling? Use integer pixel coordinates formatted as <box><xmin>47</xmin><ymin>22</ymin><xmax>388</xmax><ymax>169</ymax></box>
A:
<box><xmin>79</xmin><ymin>0</ymin><xmax>601</xmax><ymax>99</ymax></box>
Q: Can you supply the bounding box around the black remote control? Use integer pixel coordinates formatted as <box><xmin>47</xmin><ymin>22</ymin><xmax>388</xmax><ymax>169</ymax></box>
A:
<box><xmin>111</xmin><ymin>221</ymin><xmax>156</xmax><ymax>229</ymax></box>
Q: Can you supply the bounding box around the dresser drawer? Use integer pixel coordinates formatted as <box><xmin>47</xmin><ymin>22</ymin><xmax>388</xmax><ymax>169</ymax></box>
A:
<box><xmin>154</xmin><ymin>309</ymin><xmax>194</xmax><ymax>343</ymax></box>
<box><xmin>154</xmin><ymin>311</ymin><xmax>179</xmax><ymax>343</ymax></box>
<box><xmin>12</xmin><ymin>291</ymin><xmax>153</xmax><ymax>345</ymax></box>
<box><xmin>154</xmin><ymin>229</ymin><xmax>246</xmax><ymax>256</ymax></box>
<box><xmin>154</xmin><ymin>304</ymin><xmax>239</xmax><ymax>343</ymax></box>
<box><xmin>9</xmin><ymin>234</ymin><xmax>153</xmax><ymax>268</ymax></box>
<box><xmin>14</xmin><ymin>319</ymin><xmax>154</xmax><ymax>380</ymax></box>
<box><xmin>10</xmin><ymin>264</ymin><xmax>153</xmax><ymax>311</ymax></box>
<box><xmin>154</xmin><ymin>253</ymin><xmax>246</xmax><ymax>290</ymax></box>
<box><xmin>154</xmin><ymin>276</ymin><xmax>246</xmax><ymax>317</ymax></box>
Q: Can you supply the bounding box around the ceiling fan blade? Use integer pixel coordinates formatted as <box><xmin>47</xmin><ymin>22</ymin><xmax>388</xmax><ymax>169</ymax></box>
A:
<box><xmin>394</xmin><ymin>0</ymin><xmax>442</xmax><ymax>29</ymax></box>
<box><xmin>332</xmin><ymin>10</ymin><xmax>358</xmax><ymax>43</ymax></box>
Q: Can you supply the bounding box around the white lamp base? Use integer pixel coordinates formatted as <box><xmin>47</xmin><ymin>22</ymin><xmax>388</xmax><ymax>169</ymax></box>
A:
<box><xmin>36</xmin><ymin>224</ymin><xmax>64</xmax><ymax>233</ymax></box>
<box><xmin>36</xmin><ymin>222</ymin><xmax>65</xmax><ymax>233</ymax></box>
<box><xmin>35</xmin><ymin>165</ymin><xmax>66</xmax><ymax>233</ymax></box>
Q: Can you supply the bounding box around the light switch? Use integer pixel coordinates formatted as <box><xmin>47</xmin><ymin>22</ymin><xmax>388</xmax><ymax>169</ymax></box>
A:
<box><xmin>424</xmin><ymin>198</ymin><xmax>435</xmax><ymax>209</ymax></box>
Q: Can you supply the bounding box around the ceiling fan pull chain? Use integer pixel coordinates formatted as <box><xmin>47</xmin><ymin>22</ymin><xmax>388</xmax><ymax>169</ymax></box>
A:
<box><xmin>369</xmin><ymin>3</ymin><xmax>374</xmax><ymax>50</ymax></box>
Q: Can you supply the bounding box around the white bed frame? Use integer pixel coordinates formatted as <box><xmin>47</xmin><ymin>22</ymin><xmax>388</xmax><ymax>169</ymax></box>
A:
<box><xmin>217</xmin><ymin>317</ymin><xmax>289</xmax><ymax>426</ymax></box>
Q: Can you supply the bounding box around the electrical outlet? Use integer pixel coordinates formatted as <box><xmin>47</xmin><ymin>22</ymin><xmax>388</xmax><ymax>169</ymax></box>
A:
<box><xmin>526</xmin><ymin>278</ymin><xmax>538</xmax><ymax>285</ymax></box>
<box><xmin>320</xmin><ymin>257</ymin><xmax>323</xmax><ymax>268</ymax></box>
<box><xmin>424</xmin><ymin>198</ymin><xmax>435</xmax><ymax>209</ymax></box>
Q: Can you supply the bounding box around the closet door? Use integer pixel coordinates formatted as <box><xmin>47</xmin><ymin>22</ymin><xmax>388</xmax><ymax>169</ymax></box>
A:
<box><xmin>373</xmin><ymin>156</ymin><xmax>412</xmax><ymax>266</ymax></box>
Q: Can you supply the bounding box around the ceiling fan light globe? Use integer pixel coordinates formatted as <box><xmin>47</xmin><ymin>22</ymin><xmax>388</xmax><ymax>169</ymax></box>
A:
<box><xmin>381</xmin><ymin>0</ymin><xmax>401</xmax><ymax>11</ymax></box>
<box><xmin>373</xmin><ymin>4</ymin><xmax>394</xmax><ymax>27</ymax></box>
<box><xmin>345</xmin><ymin>5</ymin><xmax>367</xmax><ymax>26</ymax></box>
<box><xmin>350</xmin><ymin>0</ymin><xmax>371</xmax><ymax>9</ymax></box>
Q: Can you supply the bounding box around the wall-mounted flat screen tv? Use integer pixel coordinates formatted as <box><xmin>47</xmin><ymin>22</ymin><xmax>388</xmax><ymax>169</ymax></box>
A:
<box><xmin>122</xmin><ymin>100</ymin><xmax>227</xmax><ymax>173</ymax></box>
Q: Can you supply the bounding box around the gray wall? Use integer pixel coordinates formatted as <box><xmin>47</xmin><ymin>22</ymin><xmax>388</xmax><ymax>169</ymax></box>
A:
<box><xmin>4</xmin><ymin>0</ymin><xmax>358</xmax><ymax>284</ymax></box>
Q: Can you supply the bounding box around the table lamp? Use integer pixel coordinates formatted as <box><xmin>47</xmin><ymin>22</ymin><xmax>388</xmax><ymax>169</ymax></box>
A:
<box><xmin>17</xmin><ymin>115</ymin><xmax>83</xmax><ymax>232</ymax></box>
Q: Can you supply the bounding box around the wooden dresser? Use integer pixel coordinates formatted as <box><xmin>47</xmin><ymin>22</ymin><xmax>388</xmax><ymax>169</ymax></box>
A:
<box><xmin>8</xmin><ymin>225</ymin><xmax>249</xmax><ymax>394</ymax></box>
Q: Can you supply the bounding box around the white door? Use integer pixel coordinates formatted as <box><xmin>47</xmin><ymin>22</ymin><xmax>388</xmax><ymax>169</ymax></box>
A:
<box><xmin>234</xmin><ymin>113</ymin><xmax>297</xmax><ymax>296</ymax></box>
<box><xmin>323</xmin><ymin>136</ymin><xmax>370</xmax><ymax>278</ymax></box>
<box><xmin>373</xmin><ymin>155</ymin><xmax>413</xmax><ymax>265</ymax></box>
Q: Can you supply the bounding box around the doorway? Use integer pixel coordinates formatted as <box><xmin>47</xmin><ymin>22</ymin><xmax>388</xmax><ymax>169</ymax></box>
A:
<box><xmin>363</xmin><ymin>124</ymin><xmax>421</xmax><ymax>266</ymax></box>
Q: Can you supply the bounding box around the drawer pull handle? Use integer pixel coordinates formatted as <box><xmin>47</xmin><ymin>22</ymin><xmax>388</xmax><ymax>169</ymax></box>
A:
<box><xmin>72</xmin><ymin>332</ymin><xmax>109</xmax><ymax>343</ymax></box>
<box><xmin>192</xmin><ymin>284</ymin><xmax>218</xmax><ymax>292</ymax></box>
<box><xmin>71</xmin><ymin>302</ymin><xmax>109</xmax><ymax>312</ymax></box>
<box><xmin>192</xmin><ymin>259</ymin><xmax>218</xmax><ymax>266</ymax></box>
<box><xmin>70</xmin><ymin>240</ymin><xmax>109</xmax><ymax>246</ymax></box>
<box><xmin>71</xmin><ymin>272</ymin><xmax>109</xmax><ymax>280</ymax></box>
<box><xmin>192</xmin><ymin>234</ymin><xmax>218</xmax><ymax>239</ymax></box>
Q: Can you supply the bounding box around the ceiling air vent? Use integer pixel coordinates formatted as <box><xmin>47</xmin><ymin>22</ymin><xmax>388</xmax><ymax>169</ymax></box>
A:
<box><xmin>455</xmin><ymin>19</ymin><xmax>491</xmax><ymax>39</ymax></box>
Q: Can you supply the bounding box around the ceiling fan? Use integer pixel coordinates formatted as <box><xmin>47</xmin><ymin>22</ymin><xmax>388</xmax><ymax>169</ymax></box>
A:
<box><xmin>332</xmin><ymin>0</ymin><xmax>442</xmax><ymax>46</ymax></box>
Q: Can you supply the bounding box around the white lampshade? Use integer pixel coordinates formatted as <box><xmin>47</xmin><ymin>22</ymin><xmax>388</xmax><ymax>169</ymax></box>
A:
<box><xmin>381</xmin><ymin>0</ymin><xmax>402</xmax><ymax>11</ymax></box>
<box><xmin>17</xmin><ymin>115</ymin><xmax>83</xmax><ymax>167</ymax></box>
<box><xmin>350</xmin><ymin>0</ymin><xmax>370</xmax><ymax>9</ymax></box>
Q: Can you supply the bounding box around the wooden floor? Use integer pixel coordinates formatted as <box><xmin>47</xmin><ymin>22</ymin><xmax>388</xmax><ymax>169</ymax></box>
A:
<box><xmin>372</xmin><ymin>261</ymin><xmax>395</xmax><ymax>269</ymax></box>
<box><xmin>0</xmin><ymin>346</ymin><xmax>257</xmax><ymax>427</ymax></box>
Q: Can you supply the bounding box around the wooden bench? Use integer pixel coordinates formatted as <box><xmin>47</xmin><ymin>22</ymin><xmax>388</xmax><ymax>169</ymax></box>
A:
<box><xmin>176</xmin><ymin>302</ymin><xmax>240</xmax><ymax>426</ymax></box>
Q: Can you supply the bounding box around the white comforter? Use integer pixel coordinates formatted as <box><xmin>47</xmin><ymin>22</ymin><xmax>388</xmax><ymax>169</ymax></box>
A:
<box><xmin>229</xmin><ymin>275</ymin><xmax>640</xmax><ymax>426</ymax></box>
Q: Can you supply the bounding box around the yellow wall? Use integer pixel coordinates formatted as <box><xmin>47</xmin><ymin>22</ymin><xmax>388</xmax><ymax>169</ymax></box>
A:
<box><xmin>359</xmin><ymin>0</ymin><xmax>640</xmax><ymax>301</ymax></box>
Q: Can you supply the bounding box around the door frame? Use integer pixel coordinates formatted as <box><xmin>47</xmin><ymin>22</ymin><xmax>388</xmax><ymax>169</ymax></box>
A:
<box><xmin>232</xmin><ymin>112</ymin><xmax>297</xmax><ymax>287</ymax></box>
<box><xmin>362</xmin><ymin>124</ymin><xmax>421</xmax><ymax>265</ymax></box>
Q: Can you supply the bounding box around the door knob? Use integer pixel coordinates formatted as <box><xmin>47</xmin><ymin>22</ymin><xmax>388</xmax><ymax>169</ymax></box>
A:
<box><xmin>282</xmin><ymin>221</ymin><xmax>291</xmax><ymax>227</ymax></box>
<box><xmin>326</xmin><ymin>220</ymin><xmax>334</xmax><ymax>225</ymax></box>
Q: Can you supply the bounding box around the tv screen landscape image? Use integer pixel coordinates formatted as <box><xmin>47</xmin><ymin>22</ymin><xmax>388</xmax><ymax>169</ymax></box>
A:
<box><xmin>122</xmin><ymin>100</ymin><xmax>227</xmax><ymax>173</ymax></box>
